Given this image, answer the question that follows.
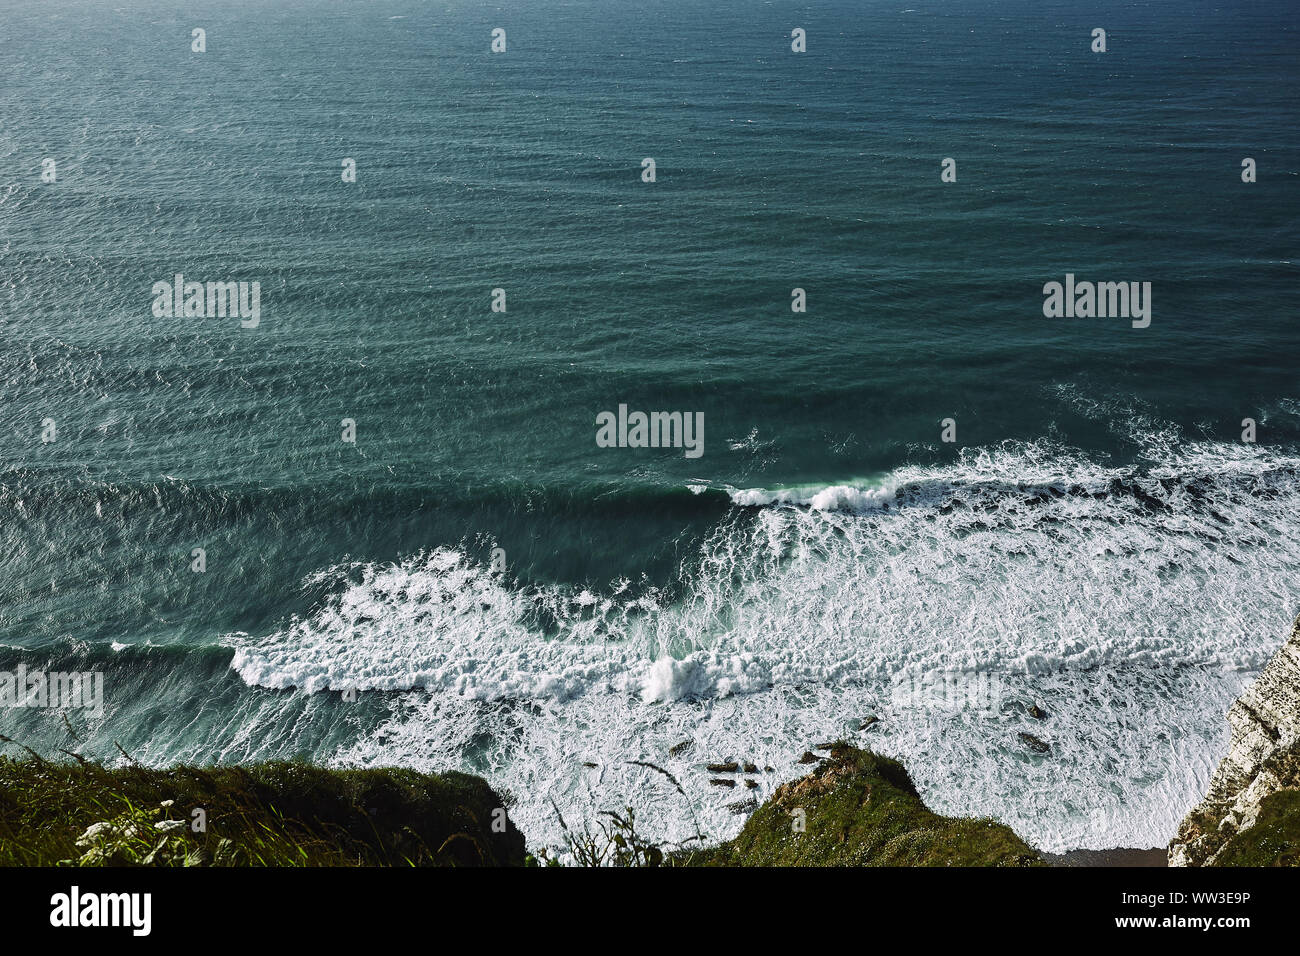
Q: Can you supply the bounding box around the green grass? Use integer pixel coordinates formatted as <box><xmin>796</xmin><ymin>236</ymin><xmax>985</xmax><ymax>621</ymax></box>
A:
<box><xmin>1172</xmin><ymin>737</ymin><xmax>1300</xmax><ymax>867</ymax></box>
<box><xmin>21</xmin><ymin>739</ymin><xmax>1295</xmax><ymax>869</ymax></box>
<box><xmin>679</xmin><ymin>743</ymin><xmax>1044</xmax><ymax>867</ymax></box>
<box><xmin>0</xmin><ymin>754</ymin><xmax>526</xmax><ymax>867</ymax></box>
<box><xmin>1211</xmin><ymin>789</ymin><xmax>1300</xmax><ymax>867</ymax></box>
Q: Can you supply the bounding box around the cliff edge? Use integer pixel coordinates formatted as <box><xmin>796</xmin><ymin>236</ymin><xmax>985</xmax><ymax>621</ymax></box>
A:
<box><xmin>1168</xmin><ymin>614</ymin><xmax>1300</xmax><ymax>866</ymax></box>
<box><xmin>0</xmin><ymin>758</ymin><xmax>527</xmax><ymax>866</ymax></box>
<box><xmin>683</xmin><ymin>743</ymin><xmax>1043</xmax><ymax>867</ymax></box>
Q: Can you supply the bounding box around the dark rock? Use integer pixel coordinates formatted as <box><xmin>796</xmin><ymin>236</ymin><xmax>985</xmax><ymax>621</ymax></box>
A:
<box><xmin>707</xmin><ymin>762</ymin><xmax>739</xmax><ymax>773</ymax></box>
<box><xmin>1028</xmin><ymin>704</ymin><xmax>1049</xmax><ymax>720</ymax></box>
<box><xmin>1018</xmin><ymin>732</ymin><xmax>1051</xmax><ymax>754</ymax></box>
<box><xmin>798</xmin><ymin>751</ymin><xmax>819</xmax><ymax>764</ymax></box>
<box><xmin>709</xmin><ymin>778</ymin><xmax>737</xmax><ymax>788</ymax></box>
<box><xmin>743</xmin><ymin>762</ymin><xmax>758</xmax><ymax>774</ymax></box>
<box><xmin>668</xmin><ymin>740</ymin><xmax>693</xmax><ymax>757</ymax></box>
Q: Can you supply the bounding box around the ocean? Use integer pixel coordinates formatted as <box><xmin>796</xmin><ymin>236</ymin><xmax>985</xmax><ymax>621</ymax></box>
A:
<box><xmin>1</xmin><ymin>0</ymin><xmax>1297</xmax><ymax>856</ymax></box>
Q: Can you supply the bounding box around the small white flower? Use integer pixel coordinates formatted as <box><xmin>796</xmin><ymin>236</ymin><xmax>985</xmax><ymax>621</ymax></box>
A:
<box><xmin>76</xmin><ymin>821</ymin><xmax>114</xmax><ymax>847</ymax></box>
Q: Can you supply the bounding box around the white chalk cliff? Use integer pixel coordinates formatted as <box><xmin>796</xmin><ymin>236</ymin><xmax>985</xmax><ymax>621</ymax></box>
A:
<box><xmin>1169</xmin><ymin>614</ymin><xmax>1300</xmax><ymax>866</ymax></box>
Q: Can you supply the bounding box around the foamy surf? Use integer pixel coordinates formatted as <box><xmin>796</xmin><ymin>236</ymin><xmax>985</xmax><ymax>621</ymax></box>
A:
<box><xmin>228</xmin><ymin>436</ymin><xmax>1300</xmax><ymax>858</ymax></box>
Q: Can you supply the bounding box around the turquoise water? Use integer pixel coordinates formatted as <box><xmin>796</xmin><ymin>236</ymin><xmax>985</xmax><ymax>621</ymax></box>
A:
<box><xmin>2</xmin><ymin>0</ymin><xmax>1298</xmax><ymax>854</ymax></box>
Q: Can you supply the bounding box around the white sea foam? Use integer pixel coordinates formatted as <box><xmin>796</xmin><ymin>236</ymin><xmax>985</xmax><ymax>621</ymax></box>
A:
<box><xmin>228</xmin><ymin>434</ymin><xmax>1300</xmax><ymax>859</ymax></box>
<box><xmin>727</xmin><ymin>481</ymin><xmax>897</xmax><ymax>511</ymax></box>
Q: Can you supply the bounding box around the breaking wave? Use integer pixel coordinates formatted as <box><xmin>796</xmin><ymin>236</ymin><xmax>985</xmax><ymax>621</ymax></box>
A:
<box><xmin>228</xmin><ymin>435</ymin><xmax>1300</xmax><ymax>857</ymax></box>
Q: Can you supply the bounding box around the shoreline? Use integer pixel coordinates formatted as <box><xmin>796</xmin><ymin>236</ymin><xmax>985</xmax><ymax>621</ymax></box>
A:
<box><xmin>1044</xmin><ymin>848</ymin><xmax>1167</xmax><ymax>868</ymax></box>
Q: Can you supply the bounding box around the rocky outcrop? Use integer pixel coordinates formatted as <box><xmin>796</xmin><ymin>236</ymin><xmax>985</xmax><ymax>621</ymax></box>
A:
<box><xmin>683</xmin><ymin>743</ymin><xmax>1043</xmax><ymax>867</ymax></box>
<box><xmin>1169</xmin><ymin>614</ymin><xmax>1300</xmax><ymax>866</ymax></box>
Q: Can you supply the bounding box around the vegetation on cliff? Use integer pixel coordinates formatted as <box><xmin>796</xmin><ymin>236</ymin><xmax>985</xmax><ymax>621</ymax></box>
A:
<box><xmin>17</xmin><ymin>719</ymin><xmax>1298</xmax><ymax>868</ymax></box>
<box><xmin>1172</xmin><ymin>737</ymin><xmax>1300</xmax><ymax>867</ymax></box>
<box><xmin>1210</xmin><ymin>788</ymin><xmax>1300</xmax><ymax>866</ymax></box>
<box><xmin>1169</xmin><ymin>615</ymin><xmax>1300</xmax><ymax>867</ymax></box>
<box><xmin>0</xmin><ymin>743</ymin><xmax>1046</xmax><ymax>867</ymax></box>
<box><xmin>0</xmin><ymin>754</ymin><xmax>525</xmax><ymax>867</ymax></box>
<box><xmin>680</xmin><ymin>743</ymin><xmax>1044</xmax><ymax>867</ymax></box>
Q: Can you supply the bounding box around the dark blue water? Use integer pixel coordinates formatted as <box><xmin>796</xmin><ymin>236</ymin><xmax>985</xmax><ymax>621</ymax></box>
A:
<box><xmin>1</xmin><ymin>0</ymin><xmax>1298</xmax><ymax>855</ymax></box>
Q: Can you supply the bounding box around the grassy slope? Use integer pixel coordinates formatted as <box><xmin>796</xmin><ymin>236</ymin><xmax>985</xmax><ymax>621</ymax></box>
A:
<box><xmin>10</xmin><ymin>742</ymin><xmax>1293</xmax><ymax>868</ymax></box>
<box><xmin>682</xmin><ymin>743</ymin><xmax>1044</xmax><ymax>867</ymax></box>
<box><xmin>0</xmin><ymin>756</ymin><xmax>526</xmax><ymax>867</ymax></box>
<box><xmin>1173</xmin><ymin>738</ymin><xmax>1300</xmax><ymax>867</ymax></box>
<box><xmin>1210</xmin><ymin>789</ymin><xmax>1300</xmax><ymax>867</ymax></box>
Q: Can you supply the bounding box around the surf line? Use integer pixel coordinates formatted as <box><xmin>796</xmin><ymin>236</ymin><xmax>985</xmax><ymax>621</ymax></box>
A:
<box><xmin>596</xmin><ymin>404</ymin><xmax>704</xmax><ymax>459</ymax></box>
